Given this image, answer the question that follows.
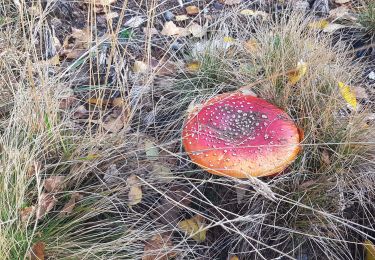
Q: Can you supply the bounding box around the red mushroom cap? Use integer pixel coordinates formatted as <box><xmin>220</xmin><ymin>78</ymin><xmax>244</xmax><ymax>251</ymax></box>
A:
<box><xmin>182</xmin><ymin>92</ymin><xmax>301</xmax><ymax>178</ymax></box>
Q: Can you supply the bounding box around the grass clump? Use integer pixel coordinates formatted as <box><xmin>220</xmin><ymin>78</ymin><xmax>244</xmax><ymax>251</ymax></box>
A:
<box><xmin>359</xmin><ymin>1</ymin><xmax>375</xmax><ymax>33</ymax></box>
<box><xmin>1</xmin><ymin>2</ymin><xmax>375</xmax><ymax>260</ymax></box>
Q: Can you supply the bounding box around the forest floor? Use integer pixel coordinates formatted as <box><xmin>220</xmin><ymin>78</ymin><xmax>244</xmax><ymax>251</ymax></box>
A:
<box><xmin>1</xmin><ymin>0</ymin><xmax>375</xmax><ymax>259</ymax></box>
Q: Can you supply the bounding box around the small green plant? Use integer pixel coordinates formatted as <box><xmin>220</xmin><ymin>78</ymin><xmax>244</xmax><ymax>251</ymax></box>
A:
<box><xmin>359</xmin><ymin>2</ymin><xmax>375</xmax><ymax>33</ymax></box>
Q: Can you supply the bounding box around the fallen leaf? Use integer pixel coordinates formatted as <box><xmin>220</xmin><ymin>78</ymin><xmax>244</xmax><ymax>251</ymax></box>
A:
<box><xmin>239</xmin><ymin>9</ymin><xmax>269</xmax><ymax>18</ymax></box>
<box><xmin>329</xmin><ymin>6</ymin><xmax>356</xmax><ymax>21</ymax></box>
<box><xmin>308</xmin><ymin>19</ymin><xmax>329</xmax><ymax>30</ymax></box>
<box><xmin>145</xmin><ymin>139</ymin><xmax>159</xmax><ymax>160</ymax></box>
<box><xmin>334</xmin><ymin>0</ymin><xmax>350</xmax><ymax>3</ymax></box>
<box><xmin>240</xmin><ymin>9</ymin><xmax>255</xmax><ymax>16</ymax></box>
<box><xmin>175</xmin><ymin>15</ymin><xmax>189</xmax><ymax>21</ymax></box>
<box><xmin>112</xmin><ymin>97</ymin><xmax>127</xmax><ymax>107</ymax></box>
<box><xmin>244</xmin><ymin>39</ymin><xmax>257</xmax><ymax>53</ymax></box>
<box><xmin>150</xmin><ymin>58</ymin><xmax>179</xmax><ymax>76</ymax></box>
<box><xmin>364</xmin><ymin>240</ymin><xmax>375</xmax><ymax>260</ymax></box>
<box><xmin>186</xmin><ymin>61</ymin><xmax>200</xmax><ymax>72</ymax></box>
<box><xmin>59</xmin><ymin>96</ymin><xmax>78</xmax><ymax>109</ymax></box>
<box><xmin>188</xmin><ymin>22</ymin><xmax>206</xmax><ymax>38</ymax></box>
<box><xmin>353</xmin><ymin>86</ymin><xmax>368</xmax><ymax>99</ymax></box>
<box><xmin>44</xmin><ymin>176</ymin><xmax>65</xmax><ymax>193</ymax></box>
<box><xmin>240</xmin><ymin>88</ymin><xmax>257</xmax><ymax>97</ymax></box>
<box><xmin>178</xmin><ymin>215</ymin><xmax>207</xmax><ymax>242</ymax></box>
<box><xmin>142</xmin><ymin>233</ymin><xmax>177</xmax><ymax>260</ymax></box>
<box><xmin>60</xmin><ymin>27</ymin><xmax>91</xmax><ymax>59</ymax></box>
<box><xmin>46</xmin><ymin>55</ymin><xmax>60</xmax><ymax>66</ymax></box>
<box><xmin>229</xmin><ymin>256</ymin><xmax>239</xmax><ymax>260</ymax></box>
<box><xmin>127</xmin><ymin>174</ymin><xmax>142</xmax><ymax>206</ymax></box>
<box><xmin>105</xmin><ymin>11</ymin><xmax>119</xmax><ymax>20</ymax></box>
<box><xmin>36</xmin><ymin>192</ymin><xmax>57</xmax><ymax>220</ymax></box>
<box><xmin>223</xmin><ymin>36</ymin><xmax>234</xmax><ymax>43</ymax></box>
<box><xmin>143</xmin><ymin>27</ymin><xmax>159</xmax><ymax>35</ymax></box>
<box><xmin>124</xmin><ymin>16</ymin><xmax>145</xmax><ymax>28</ymax></box>
<box><xmin>133</xmin><ymin>60</ymin><xmax>149</xmax><ymax>73</ymax></box>
<box><xmin>103</xmin><ymin>164</ymin><xmax>121</xmax><ymax>184</ymax></box>
<box><xmin>29</xmin><ymin>242</ymin><xmax>45</xmax><ymax>260</ymax></box>
<box><xmin>60</xmin><ymin>193</ymin><xmax>82</xmax><ymax>217</ymax></box>
<box><xmin>87</xmin><ymin>97</ymin><xmax>110</xmax><ymax>107</ymax></box>
<box><xmin>321</xmin><ymin>150</ymin><xmax>331</xmax><ymax>165</ymax></box>
<box><xmin>186</xmin><ymin>5</ymin><xmax>199</xmax><ymax>15</ymax></box>
<box><xmin>84</xmin><ymin>0</ymin><xmax>116</xmax><ymax>5</ymax></box>
<box><xmin>220</xmin><ymin>0</ymin><xmax>241</xmax><ymax>5</ymax></box>
<box><xmin>287</xmin><ymin>60</ymin><xmax>307</xmax><ymax>85</ymax></box>
<box><xmin>338</xmin><ymin>81</ymin><xmax>357</xmax><ymax>109</ymax></box>
<box><xmin>152</xmin><ymin>163</ymin><xmax>173</xmax><ymax>180</ymax></box>
<box><xmin>323</xmin><ymin>23</ymin><xmax>347</xmax><ymax>33</ymax></box>
<box><xmin>73</xmin><ymin>105</ymin><xmax>89</xmax><ymax>119</ymax></box>
<box><xmin>20</xmin><ymin>206</ymin><xmax>35</xmax><ymax>223</ymax></box>
<box><xmin>26</xmin><ymin>161</ymin><xmax>42</xmax><ymax>178</ymax></box>
<box><xmin>161</xmin><ymin>21</ymin><xmax>187</xmax><ymax>36</ymax></box>
<box><xmin>102</xmin><ymin>108</ymin><xmax>129</xmax><ymax>133</ymax></box>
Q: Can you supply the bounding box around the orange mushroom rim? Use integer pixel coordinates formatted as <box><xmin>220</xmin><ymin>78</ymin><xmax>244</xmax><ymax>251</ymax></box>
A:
<box><xmin>182</xmin><ymin>92</ymin><xmax>304</xmax><ymax>178</ymax></box>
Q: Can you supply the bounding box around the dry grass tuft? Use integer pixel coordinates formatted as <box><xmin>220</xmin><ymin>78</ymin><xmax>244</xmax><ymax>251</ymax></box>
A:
<box><xmin>1</xmin><ymin>2</ymin><xmax>374</xmax><ymax>260</ymax></box>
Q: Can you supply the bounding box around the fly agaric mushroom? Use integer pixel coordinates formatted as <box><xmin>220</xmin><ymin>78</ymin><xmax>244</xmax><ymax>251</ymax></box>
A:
<box><xmin>182</xmin><ymin>92</ymin><xmax>302</xmax><ymax>178</ymax></box>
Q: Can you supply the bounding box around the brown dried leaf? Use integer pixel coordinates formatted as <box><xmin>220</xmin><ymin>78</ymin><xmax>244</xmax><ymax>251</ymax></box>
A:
<box><xmin>29</xmin><ymin>242</ymin><xmax>45</xmax><ymax>260</ymax></box>
<box><xmin>219</xmin><ymin>0</ymin><xmax>242</xmax><ymax>5</ymax></box>
<box><xmin>60</xmin><ymin>27</ymin><xmax>91</xmax><ymax>59</ymax></box>
<box><xmin>102</xmin><ymin>108</ymin><xmax>129</xmax><ymax>133</ymax></box>
<box><xmin>188</xmin><ymin>22</ymin><xmax>206</xmax><ymax>38</ymax></box>
<box><xmin>60</xmin><ymin>193</ymin><xmax>83</xmax><ymax>217</ymax></box>
<box><xmin>142</xmin><ymin>233</ymin><xmax>177</xmax><ymax>260</ymax></box>
<box><xmin>59</xmin><ymin>96</ymin><xmax>79</xmax><ymax>109</ymax></box>
<box><xmin>36</xmin><ymin>193</ymin><xmax>57</xmax><ymax>220</ymax></box>
<box><xmin>20</xmin><ymin>206</ymin><xmax>35</xmax><ymax>223</ymax></box>
<box><xmin>186</xmin><ymin>5</ymin><xmax>199</xmax><ymax>15</ymax></box>
<box><xmin>26</xmin><ymin>161</ymin><xmax>42</xmax><ymax>178</ymax></box>
<box><xmin>44</xmin><ymin>176</ymin><xmax>65</xmax><ymax>193</ymax></box>
<box><xmin>244</xmin><ymin>39</ymin><xmax>258</xmax><ymax>53</ymax></box>
<box><xmin>112</xmin><ymin>97</ymin><xmax>127</xmax><ymax>107</ymax></box>
<box><xmin>151</xmin><ymin>58</ymin><xmax>179</xmax><ymax>76</ymax></box>
<box><xmin>73</xmin><ymin>105</ymin><xmax>89</xmax><ymax>119</ymax></box>
<box><xmin>321</xmin><ymin>150</ymin><xmax>331</xmax><ymax>165</ymax></box>
<box><xmin>161</xmin><ymin>21</ymin><xmax>188</xmax><ymax>37</ymax></box>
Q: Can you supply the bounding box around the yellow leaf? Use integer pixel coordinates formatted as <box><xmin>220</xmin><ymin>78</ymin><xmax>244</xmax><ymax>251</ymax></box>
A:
<box><xmin>229</xmin><ymin>256</ymin><xmax>239</xmax><ymax>260</ymax></box>
<box><xmin>127</xmin><ymin>175</ymin><xmax>142</xmax><ymax>206</ymax></box>
<box><xmin>48</xmin><ymin>55</ymin><xmax>60</xmax><ymax>66</ymax></box>
<box><xmin>87</xmin><ymin>97</ymin><xmax>110</xmax><ymax>107</ymax></box>
<box><xmin>338</xmin><ymin>81</ymin><xmax>357</xmax><ymax>109</ymax></box>
<box><xmin>240</xmin><ymin>9</ymin><xmax>255</xmax><ymax>16</ymax></box>
<box><xmin>223</xmin><ymin>36</ymin><xmax>234</xmax><ymax>43</ymax></box>
<box><xmin>365</xmin><ymin>240</ymin><xmax>375</xmax><ymax>260</ymax></box>
<box><xmin>308</xmin><ymin>19</ymin><xmax>329</xmax><ymax>30</ymax></box>
<box><xmin>178</xmin><ymin>215</ymin><xmax>207</xmax><ymax>242</ymax></box>
<box><xmin>287</xmin><ymin>60</ymin><xmax>307</xmax><ymax>85</ymax></box>
<box><xmin>187</xmin><ymin>61</ymin><xmax>200</xmax><ymax>72</ymax></box>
